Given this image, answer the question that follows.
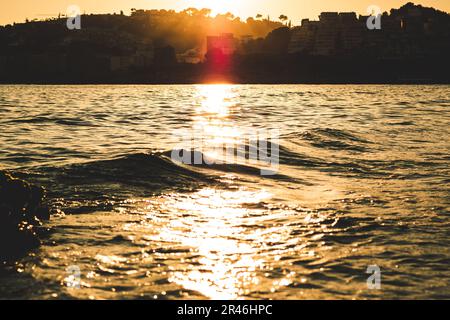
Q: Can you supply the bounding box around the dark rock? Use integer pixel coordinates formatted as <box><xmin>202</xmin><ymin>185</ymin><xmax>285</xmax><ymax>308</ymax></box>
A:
<box><xmin>0</xmin><ymin>171</ymin><xmax>50</xmax><ymax>260</ymax></box>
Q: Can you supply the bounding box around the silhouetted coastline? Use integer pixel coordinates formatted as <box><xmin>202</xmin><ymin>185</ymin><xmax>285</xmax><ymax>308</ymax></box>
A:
<box><xmin>0</xmin><ymin>2</ymin><xmax>449</xmax><ymax>84</ymax></box>
<box><xmin>0</xmin><ymin>55</ymin><xmax>447</xmax><ymax>84</ymax></box>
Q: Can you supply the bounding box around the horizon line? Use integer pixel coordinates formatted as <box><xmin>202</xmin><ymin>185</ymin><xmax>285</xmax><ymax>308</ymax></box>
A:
<box><xmin>2</xmin><ymin>3</ymin><xmax>449</xmax><ymax>27</ymax></box>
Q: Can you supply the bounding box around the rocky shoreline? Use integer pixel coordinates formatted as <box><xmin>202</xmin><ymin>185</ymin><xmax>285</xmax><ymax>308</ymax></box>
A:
<box><xmin>0</xmin><ymin>172</ymin><xmax>50</xmax><ymax>260</ymax></box>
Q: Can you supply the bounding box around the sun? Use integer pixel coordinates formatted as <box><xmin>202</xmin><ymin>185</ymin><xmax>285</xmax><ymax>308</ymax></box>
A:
<box><xmin>187</xmin><ymin>0</ymin><xmax>237</xmax><ymax>16</ymax></box>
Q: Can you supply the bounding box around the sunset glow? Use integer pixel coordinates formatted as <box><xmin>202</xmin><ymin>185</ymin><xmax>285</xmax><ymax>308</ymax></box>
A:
<box><xmin>1</xmin><ymin>0</ymin><xmax>450</xmax><ymax>25</ymax></box>
<box><xmin>186</xmin><ymin>0</ymin><xmax>246</xmax><ymax>16</ymax></box>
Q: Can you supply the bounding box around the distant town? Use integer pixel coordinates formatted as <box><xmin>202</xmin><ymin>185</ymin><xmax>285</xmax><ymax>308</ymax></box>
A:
<box><xmin>0</xmin><ymin>2</ymin><xmax>449</xmax><ymax>83</ymax></box>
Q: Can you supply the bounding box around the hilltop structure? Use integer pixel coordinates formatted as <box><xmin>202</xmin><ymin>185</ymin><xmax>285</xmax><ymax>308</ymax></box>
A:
<box><xmin>207</xmin><ymin>33</ymin><xmax>237</xmax><ymax>55</ymax></box>
<box><xmin>288</xmin><ymin>2</ymin><xmax>450</xmax><ymax>58</ymax></box>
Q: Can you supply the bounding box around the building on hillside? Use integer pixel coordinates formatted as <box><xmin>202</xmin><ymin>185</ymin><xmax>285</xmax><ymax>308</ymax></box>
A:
<box><xmin>314</xmin><ymin>13</ymin><xmax>340</xmax><ymax>55</ymax></box>
<box><xmin>288</xmin><ymin>19</ymin><xmax>318</xmax><ymax>53</ymax></box>
<box><xmin>177</xmin><ymin>48</ymin><xmax>202</xmax><ymax>64</ymax></box>
<box><xmin>289</xmin><ymin>12</ymin><xmax>368</xmax><ymax>55</ymax></box>
<box><xmin>339</xmin><ymin>12</ymin><xmax>364</xmax><ymax>53</ymax></box>
<box><xmin>110</xmin><ymin>42</ymin><xmax>154</xmax><ymax>71</ymax></box>
<box><xmin>240</xmin><ymin>35</ymin><xmax>254</xmax><ymax>45</ymax></box>
<box><xmin>207</xmin><ymin>33</ymin><xmax>237</xmax><ymax>55</ymax></box>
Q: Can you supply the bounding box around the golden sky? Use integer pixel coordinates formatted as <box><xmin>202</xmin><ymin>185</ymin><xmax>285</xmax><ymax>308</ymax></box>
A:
<box><xmin>1</xmin><ymin>0</ymin><xmax>449</xmax><ymax>25</ymax></box>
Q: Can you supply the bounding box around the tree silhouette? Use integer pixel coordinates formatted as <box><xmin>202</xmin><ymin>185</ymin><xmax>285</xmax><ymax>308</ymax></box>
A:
<box><xmin>183</xmin><ymin>8</ymin><xmax>198</xmax><ymax>16</ymax></box>
<box><xmin>279</xmin><ymin>15</ymin><xmax>288</xmax><ymax>24</ymax></box>
<box><xmin>199</xmin><ymin>8</ymin><xmax>212</xmax><ymax>17</ymax></box>
<box><xmin>224</xmin><ymin>12</ymin><xmax>235</xmax><ymax>20</ymax></box>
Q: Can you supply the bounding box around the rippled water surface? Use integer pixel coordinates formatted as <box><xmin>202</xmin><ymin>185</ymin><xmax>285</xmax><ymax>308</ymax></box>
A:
<box><xmin>0</xmin><ymin>85</ymin><xmax>449</xmax><ymax>299</ymax></box>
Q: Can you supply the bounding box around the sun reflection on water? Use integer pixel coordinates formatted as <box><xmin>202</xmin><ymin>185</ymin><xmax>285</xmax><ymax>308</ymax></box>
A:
<box><xmin>154</xmin><ymin>188</ymin><xmax>273</xmax><ymax>299</ymax></box>
<box><xmin>196</xmin><ymin>84</ymin><xmax>235</xmax><ymax>117</ymax></box>
<box><xmin>159</xmin><ymin>85</ymin><xmax>297</xmax><ymax>298</ymax></box>
<box><xmin>191</xmin><ymin>85</ymin><xmax>245</xmax><ymax>161</ymax></box>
